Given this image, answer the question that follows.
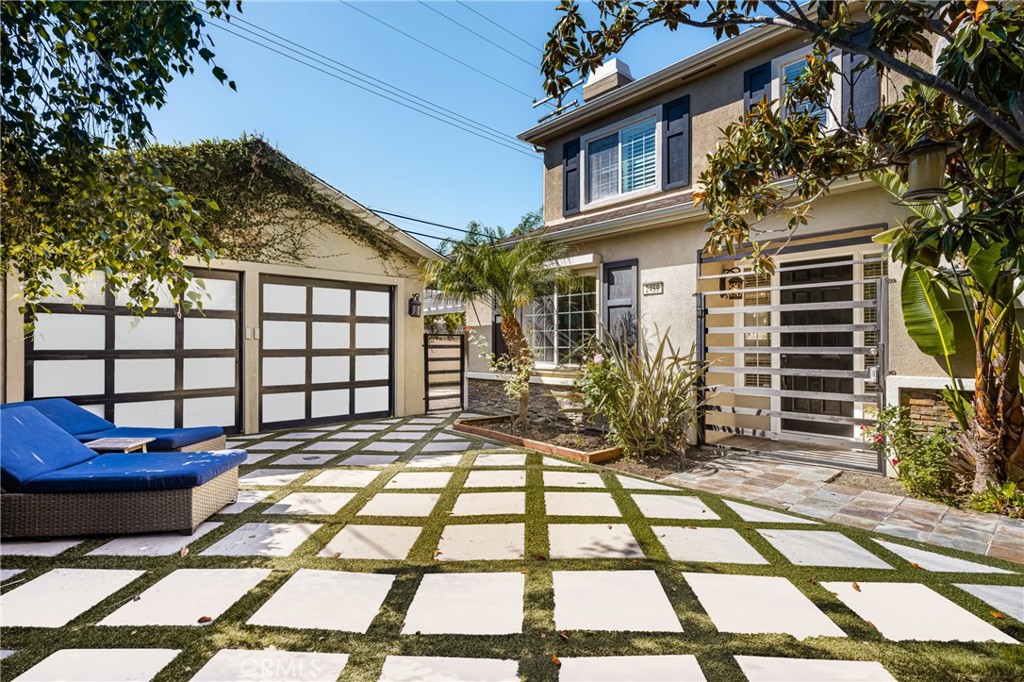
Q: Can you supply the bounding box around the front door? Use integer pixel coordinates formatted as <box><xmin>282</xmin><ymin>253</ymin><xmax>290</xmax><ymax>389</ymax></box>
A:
<box><xmin>779</xmin><ymin>257</ymin><xmax>855</xmax><ymax>439</ymax></box>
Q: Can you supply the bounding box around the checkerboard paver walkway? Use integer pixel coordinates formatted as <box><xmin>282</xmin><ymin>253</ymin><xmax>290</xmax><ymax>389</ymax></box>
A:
<box><xmin>1</xmin><ymin>412</ymin><xmax>1021</xmax><ymax>681</ymax></box>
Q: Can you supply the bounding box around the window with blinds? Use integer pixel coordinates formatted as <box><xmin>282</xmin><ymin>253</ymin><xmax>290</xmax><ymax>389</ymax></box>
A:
<box><xmin>783</xmin><ymin>59</ymin><xmax>828</xmax><ymax>126</ymax></box>
<box><xmin>863</xmin><ymin>256</ymin><xmax>888</xmax><ymax>392</ymax></box>
<box><xmin>585</xmin><ymin>117</ymin><xmax>657</xmax><ymax>204</ymax></box>
<box><xmin>742</xmin><ymin>272</ymin><xmax>772</xmax><ymax>388</ymax></box>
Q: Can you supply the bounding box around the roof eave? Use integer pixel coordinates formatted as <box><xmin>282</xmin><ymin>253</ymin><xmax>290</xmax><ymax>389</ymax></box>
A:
<box><xmin>518</xmin><ymin>23</ymin><xmax>790</xmax><ymax>144</ymax></box>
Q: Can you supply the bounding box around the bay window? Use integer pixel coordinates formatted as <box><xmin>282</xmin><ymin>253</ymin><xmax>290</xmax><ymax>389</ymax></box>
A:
<box><xmin>525</xmin><ymin>276</ymin><xmax>597</xmax><ymax>366</ymax></box>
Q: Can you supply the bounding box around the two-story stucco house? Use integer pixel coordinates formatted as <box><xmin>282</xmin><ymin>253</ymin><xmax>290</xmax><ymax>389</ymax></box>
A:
<box><xmin>465</xmin><ymin>23</ymin><xmax>972</xmax><ymax>474</ymax></box>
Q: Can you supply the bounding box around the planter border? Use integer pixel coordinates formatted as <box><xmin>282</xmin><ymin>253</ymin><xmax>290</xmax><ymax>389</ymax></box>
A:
<box><xmin>454</xmin><ymin>415</ymin><xmax>622</xmax><ymax>463</ymax></box>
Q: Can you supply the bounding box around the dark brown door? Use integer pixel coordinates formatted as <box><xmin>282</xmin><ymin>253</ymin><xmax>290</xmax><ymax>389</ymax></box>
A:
<box><xmin>780</xmin><ymin>257</ymin><xmax>854</xmax><ymax>438</ymax></box>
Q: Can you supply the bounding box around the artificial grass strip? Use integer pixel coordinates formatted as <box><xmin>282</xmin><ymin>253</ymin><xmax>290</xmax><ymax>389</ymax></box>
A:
<box><xmin>1</xmin><ymin>413</ymin><xmax>1022</xmax><ymax>682</ymax></box>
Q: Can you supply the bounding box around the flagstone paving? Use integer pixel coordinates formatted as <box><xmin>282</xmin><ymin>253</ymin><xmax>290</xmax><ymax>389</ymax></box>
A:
<box><xmin>1</xmin><ymin>411</ymin><xmax>1022</xmax><ymax>682</ymax></box>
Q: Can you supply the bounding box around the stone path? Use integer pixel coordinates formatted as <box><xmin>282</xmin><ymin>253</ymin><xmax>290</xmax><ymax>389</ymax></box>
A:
<box><xmin>661</xmin><ymin>451</ymin><xmax>1024</xmax><ymax>563</ymax></box>
<box><xmin>0</xmin><ymin>413</ymin><xmax>1021</xmax><ymax>682</ymax></box>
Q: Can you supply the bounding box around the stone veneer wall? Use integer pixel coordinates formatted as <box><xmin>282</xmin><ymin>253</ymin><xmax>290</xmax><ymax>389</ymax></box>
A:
<box><xmin>467</xmin><ymin>377</ymin><xmax>585</xmax><ymax>424</ymax></box>
<box><xmin>900</xmin><ymin>388</ymin><xmax>958</xmax><ymax>432</ymax></box>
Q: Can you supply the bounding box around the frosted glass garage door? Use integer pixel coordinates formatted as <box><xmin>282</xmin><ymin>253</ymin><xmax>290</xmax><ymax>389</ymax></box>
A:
<box><xmin>259</xmin><ymin>275</ymin><xmax>393</xmax><ymax>428</ymax></box>
<box><xmin>25</xmin><ymin>270</ymin><xmax>241</xmax><ymax>432</ymax></box>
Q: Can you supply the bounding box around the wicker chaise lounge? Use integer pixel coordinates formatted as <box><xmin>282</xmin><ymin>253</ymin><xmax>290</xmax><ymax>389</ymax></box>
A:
<box><xmin>16</xmin><ymin>398</ymin><xmax>227</xmax><ymax>451</ymax></box>
<box><xmin>0</xmin><ymin>405</ymin><xmax>246</xmax><ymax>538</ymax></box>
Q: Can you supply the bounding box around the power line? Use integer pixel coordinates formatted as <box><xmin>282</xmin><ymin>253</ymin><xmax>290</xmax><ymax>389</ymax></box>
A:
<box><xmin>417</xmin><ymin>1</ymin><xmax>536</xmax><ymax>68</ymax></box>
<box><xmin>454</xmin><ymin>1</ymin><xmax>543</xmax><ymax>54</ymax></box>
<box><xmin>337</xmin><ymin>0</ymin><xmax>544</xmax><ymax>103</ymax></box>
<box><xmin>370</xmin><ymin>208</ymin><xmax>474</xmax><ymax>235</ymax></box>
<box><xmin>206</xmin><ymin>22</ymin><xmax>538</xmax><ymax>159</ymax></box>
<box><xmin>213</xmin><ymin>14</ymin><xmax>527</xmax><ymax>149</ymax></box>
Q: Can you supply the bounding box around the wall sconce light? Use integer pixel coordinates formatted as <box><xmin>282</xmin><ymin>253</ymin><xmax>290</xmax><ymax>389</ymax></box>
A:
<box><xmin>408</xmin><ymin>293</ymin><xmax>422</xmax><ymax>317</ymax></box>
<box><xmin>720</xmin><ymin>267</ymin><xmax>744</xmax><ymax>300</ymax></box>
<box><xmin>892</xmin><ymin>137</ymin><xmax>960</xmax><ymax>202</ymax></box>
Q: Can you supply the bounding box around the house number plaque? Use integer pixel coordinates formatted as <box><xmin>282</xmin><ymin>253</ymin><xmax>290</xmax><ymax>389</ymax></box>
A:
<box><xmin>642</xmin><ymin>281</ymin><xmax>664</xmax><ymax>296</ymax></box>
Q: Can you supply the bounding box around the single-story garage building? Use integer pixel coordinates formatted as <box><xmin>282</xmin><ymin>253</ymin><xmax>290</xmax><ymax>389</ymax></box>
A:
<box><xmin>1</xmin><ymin>139</ymin><xmax>440</xmax><ymax>434</ymax></box>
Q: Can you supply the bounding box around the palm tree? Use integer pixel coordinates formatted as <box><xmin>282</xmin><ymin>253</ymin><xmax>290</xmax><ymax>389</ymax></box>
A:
<box><xmin>423</xmin><ymin>227</ymin><xmax>577</xmax><ymax>422</ymax></box>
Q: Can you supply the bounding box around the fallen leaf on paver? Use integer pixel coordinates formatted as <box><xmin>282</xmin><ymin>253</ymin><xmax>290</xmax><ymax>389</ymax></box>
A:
<box><xmin>607</xmin><ymin>524</ymin><xmax>612</xmax><ymax>529</ymax></box>
<box><xmin>533</xmin><ymin>553</ymin><xmax>547</xmax><ymax>561</ymax></box>
<box><xmin>332</xmin><ymin>552</ymin><xmax>342</xmax><ymax>559</ymax></box>
<box><xmin>866</xmin><ymin>620</ymin><xmax>876</xmax><ymax>629</ymax></box>
<box><xmin>559</xmin><ymin>630</ymin><xmax>569</xmax><ymax>642</ymax></box>
<box><xmin>179</xmin><ymin>547</ymin><xmax>189</xmax><ymax>558</ymax></box>
<box><xmin>551</xmin><ymin>655</ymin><xmax>562</xmax><ymax>668</ymax></box>
<box><xmin>197</xmin><ymin>616</ymin><xmax>212</xmax><ymax>624</ymax></box>
<box><xmin>852</xmin><ymin>582</ymin><xmax>861</xmax><ymax>592</ymax></box>
<box><xmin>433</xmin><ymin>549</ymin><xmax>442</xmax><ymax>559</ymax></box>
<box><xmin>991</xmin><ymin>611</ymin><xmax>1005</xmax><ymax>619</ymax></box>
<box><xmin>910</xmin><ymin>562</ymin><xmax>923</xmax><ymax>569</ymax></box>
<box><xmin>762</xmin><ymin>533</ymin><xmax>773</xmax><ymax>538</ymax></box>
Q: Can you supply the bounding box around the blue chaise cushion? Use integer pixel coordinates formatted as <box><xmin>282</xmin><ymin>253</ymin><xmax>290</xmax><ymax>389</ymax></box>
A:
<box><xmin>74</xmin><ymin>426</ymin><xmax>225</xmax><ymax>450</ymax></box>
<box><xmin>0</xmin><ymin>405</ymin><xmax>99</xmax><ymax>492</ymax></box>
<box><xmin>22</xmin><ymin>450</ymin><xmax>248</xmax><ymax>494</ymax></box>
<box><xmin>21</xmin><ymin>398</ymin><xmax>115</xmax><ymax>436</ymax></box>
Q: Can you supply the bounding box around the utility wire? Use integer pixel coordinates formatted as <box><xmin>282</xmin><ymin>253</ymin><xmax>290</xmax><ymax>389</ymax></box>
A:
<box><xmin>370</xmin><ymin>209</ymin><xmax>474</xmax><ymax>235</ymax></box>
<box><xmin>337</xmin><ymin>0</ymin><xmax>544</xmax><ymax>103</ymax></box>
<box><xmin>454</xmin><ymin>1</ymin><xmax>542</xmax><ymax>54</ymax></box>
<box><xmin>212</xmin><ymin>14</ymin><xmax>527</xmax><ymax>149</ymax></box>
<box><xmin>207</xmin><ymin>22</ymin><xmax>538</xmax><ymax>159</ymax></box>
<box><xmin>417</xmin><ymin>1</ymin><xmax>536</xmax><ymax>68</ymax></box>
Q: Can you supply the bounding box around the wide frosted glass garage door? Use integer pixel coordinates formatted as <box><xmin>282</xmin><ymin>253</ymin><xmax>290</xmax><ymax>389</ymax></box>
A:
<box><xmin>259</xmin><ymin>275</ymin><xmax>393</xmax><ymax>428</ymax></box>
<box><xmin>24</xmin><ymin>270</ymin><xmax>241</xmax><ymax>432</ymax></box>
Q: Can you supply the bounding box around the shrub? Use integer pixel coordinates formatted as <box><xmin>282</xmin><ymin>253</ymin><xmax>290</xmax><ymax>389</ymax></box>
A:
<box><xmin>864</xmin><ymin>406</ymin><xmax>967</xmax><ymax>502</ymax></box>
<box><xmin>575</xmin><ymin>328</ymin><xmax>709</xmax><ymax>459</ymax></box>
<box><xmin>968</xmin><ymin>481</ymin><xmax>1024</xmax><ymax>518</ymax></box>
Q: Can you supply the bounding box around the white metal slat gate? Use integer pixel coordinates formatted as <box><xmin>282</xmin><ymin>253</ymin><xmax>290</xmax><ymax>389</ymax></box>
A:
<box><xmin>259</xmin><ymin>275</ymin><xmax>394</xmax><ymax>429</ymax></box>
<box><xmin>696</xmin><ymin>249</ymin><xmax>889</xmax><ymax>473</ymax></box>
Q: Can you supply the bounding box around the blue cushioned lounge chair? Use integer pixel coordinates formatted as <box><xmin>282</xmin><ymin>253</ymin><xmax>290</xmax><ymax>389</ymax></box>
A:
<box><xmin>18</xmin><ymin>398</ymin><xmax>226</xmax><ymax>452</ymax></box>
<box><xmin>0</xmin><ymin>405</ymin><xmax>246</xmax><ymax>538</ymax></box>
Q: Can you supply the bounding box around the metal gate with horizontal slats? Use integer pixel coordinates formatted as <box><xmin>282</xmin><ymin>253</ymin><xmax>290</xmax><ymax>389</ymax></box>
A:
<box><xmin>696</xmin><ymin>243</ymin><xmax>890</xmax><ymax>473</ymax></box>
<box><xmin>424</xmin><ymin>333</ymin><xmax>465</xmax><ymax>412</ymax></box>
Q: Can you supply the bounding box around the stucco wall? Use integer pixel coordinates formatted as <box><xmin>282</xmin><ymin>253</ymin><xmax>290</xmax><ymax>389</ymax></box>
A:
<box><xmin>3</xmin><ymin>223</ymin><xmax>430</xmax><ymax>432</ymax></box>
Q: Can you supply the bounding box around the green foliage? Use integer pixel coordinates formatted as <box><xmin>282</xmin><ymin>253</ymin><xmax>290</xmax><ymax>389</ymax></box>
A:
<box><xmin>510</xmin><ymin>208</ymin><xmax>543</xmax><ymax>236</ymax></box>
<box><xmin>145</xmin><ymin>136</ymin><xmax>401</xmax><ymax>266</ymax></box>
<box><xmin>968</xmin><ymin>481</ymin><xmax>1024</xmax><ymax>518</ymax></box>
<box><xmin>865</xmin><ymin>406</ymin><xmax>967</xmax><ymax>502</ymax></box>
<box><xmin>425</xmin><ymin>312</ymin><xmax>466</xmax><ymax>334</ymax></box>
<box><xmin>1</xmin><ymin>1</ymin><xmax>241</xmax><ymax>317</ymax></box>
<box><xmin>574</xmin><ymin>328</ymin><xmax>709</xmax><ymax>459</ymax></box>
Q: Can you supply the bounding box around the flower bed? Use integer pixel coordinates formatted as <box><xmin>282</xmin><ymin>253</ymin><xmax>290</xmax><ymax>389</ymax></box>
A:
<box><xmin>453</xmin><ymin>416</ymin><xmax>622</xmax><ymax>463</ymax></box>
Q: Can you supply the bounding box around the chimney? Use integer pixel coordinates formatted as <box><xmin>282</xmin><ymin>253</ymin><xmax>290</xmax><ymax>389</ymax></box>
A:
<box><xmin>582</xmin><ymin>58</ymin><xmax>634</xmax><ymax>101</ymax></box>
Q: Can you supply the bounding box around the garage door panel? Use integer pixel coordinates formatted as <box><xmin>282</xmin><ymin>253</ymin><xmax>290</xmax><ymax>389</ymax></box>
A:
<box><xmin>260</xmin><ymin>275</ymin><xmax>393</xmax><ymax>428</ymax></box>
<box><xmin>24</xmin><ymin>269</ymin><xmax>242</xmax><ymax>433</ymax></box>
<box><xmin>33</xmin><ymin>359</ymin><xmax>105</xmax><ymax>398</ymax></box>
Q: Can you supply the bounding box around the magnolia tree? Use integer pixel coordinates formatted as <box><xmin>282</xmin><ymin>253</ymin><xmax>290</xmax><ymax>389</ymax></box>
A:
<box><xmin>542</xmin><ymin>0</ymin><xmax>1024</xmax><ymax>489</ymax></box>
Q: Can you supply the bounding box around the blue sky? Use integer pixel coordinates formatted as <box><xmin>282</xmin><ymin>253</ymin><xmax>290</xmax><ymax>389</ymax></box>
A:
<box><xmin>149</xmin><ymin>1</ymin><xmax>716</xmax><ymax>248</ymax></box>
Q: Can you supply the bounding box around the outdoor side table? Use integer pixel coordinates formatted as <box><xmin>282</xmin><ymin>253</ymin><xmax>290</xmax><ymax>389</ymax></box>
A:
<box><xmin>84</xmin><ymin>437</ymin><xmax>156</xmax><ymax>453</ymax></box>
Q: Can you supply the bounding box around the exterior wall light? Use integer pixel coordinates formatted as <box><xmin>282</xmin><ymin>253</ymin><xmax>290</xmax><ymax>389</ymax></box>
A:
<box><xmin>720</xmin><ymin>267</ymin><xmax>745</xmax><ymax>300</ymax></box>
<box><xmin>408</xmin><ymin>293</ymin><xmax>422</xmax><ymax>317</ymax></box>
<box><xmin>892</xmin><ymin>137</ymin><xmax>961</xmax><ymax>202</ymax></box>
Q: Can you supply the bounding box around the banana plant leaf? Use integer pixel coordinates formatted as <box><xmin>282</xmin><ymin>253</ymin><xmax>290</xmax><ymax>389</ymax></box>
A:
<box><xmin>902</xmin><ymin>261</ymin><xmax>957</xmax><ymax>358</ymax></box>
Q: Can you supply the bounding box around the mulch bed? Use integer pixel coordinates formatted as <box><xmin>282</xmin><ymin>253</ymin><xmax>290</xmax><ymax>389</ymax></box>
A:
<box><xmin>481</xmin><ymin>419</ymin><xmax>609</xmax><ymax>453</ymax></box>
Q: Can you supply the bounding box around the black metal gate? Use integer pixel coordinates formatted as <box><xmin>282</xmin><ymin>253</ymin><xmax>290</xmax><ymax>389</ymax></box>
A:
<box><xmin>424</xmin><ymin>333</ymin><xmax>465</xmax><ymax>412</ymax></box>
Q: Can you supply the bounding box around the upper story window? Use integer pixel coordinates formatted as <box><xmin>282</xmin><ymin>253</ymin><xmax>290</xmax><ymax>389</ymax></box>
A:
<box><xmin>772</xmin><ymin>47</ymin><xmax>842</xmax><ymax>130</ymax></box>
<box><xmin>583</xmin><ymin>114</ymin><xmax>658</xmax><ymax>206</ymax></box>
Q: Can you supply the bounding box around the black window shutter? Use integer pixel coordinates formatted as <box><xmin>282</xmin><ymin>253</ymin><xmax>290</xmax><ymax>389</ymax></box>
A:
<box><xmin>663</xmin><ymin>95</ymin><xmax>691</xmax><ymax>189</ymax></box>
<box><xmin>562</xmin><ymin>139</ymin><xmax>581</xmax><ymax>216</ymax></box>
<box><xmin>743</xmin><ymin>61</ymin><xmax>772</xmax><ymax>112</ymax></box>
<box><xmin>602</xmin><ymin>259</ymin><xmax>639</xmax><ymax>347</ymax></box>
<box><xmin>842</xmin><ymin>28</ymin><xmax>880</xmax><ymax>129</ymax></box>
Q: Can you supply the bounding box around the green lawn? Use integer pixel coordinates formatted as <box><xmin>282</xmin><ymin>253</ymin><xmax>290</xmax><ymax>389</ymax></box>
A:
<box><xmin>1</xmin><ymin>414</ymin><xmax>1022</xmax><ymax>682</ymax></box>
